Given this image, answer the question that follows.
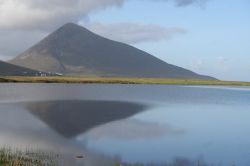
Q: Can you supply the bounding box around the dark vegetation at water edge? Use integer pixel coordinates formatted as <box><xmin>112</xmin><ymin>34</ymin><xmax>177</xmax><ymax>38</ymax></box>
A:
<box><xmin>0</xmin><ymin>76</ymin><xmax>250</xmax><ymax>86</ymax></box>
<box><xmin>0</xmin><ymin>148</ymin><xmax>237</xmax><ymax>166</ymax></box>
<box><xmin>0</xmin><ymin>148</ymin><xmax>59</xmax><ymax>166</ymax></box>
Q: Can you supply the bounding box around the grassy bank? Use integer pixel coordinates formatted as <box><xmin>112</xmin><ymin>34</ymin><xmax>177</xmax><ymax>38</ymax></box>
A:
<box><xmin>0</xmin><ymin>148</ymin><xmax>59</xmax><ymax>166</ymax></box>
<box><xmin>0</xmin><ymin>76</ymin><xmax>250</xmax><ymax>86</ymax></box>
<box><xmin>0</xmin><ymin>148</ymin><xmax>237</xmax><ymax>166</ymax></box>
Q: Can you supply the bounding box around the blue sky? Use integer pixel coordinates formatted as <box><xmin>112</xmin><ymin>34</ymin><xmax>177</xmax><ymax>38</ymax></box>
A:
<box><xmin>0</xmin><ymin>0</ymin><xmax>249</xmax><ymax>81</ymax></box>
<box><xmin>87</xmin><ymin>0</ymin><xmax>250</xmax><ymax>81</ymax></box>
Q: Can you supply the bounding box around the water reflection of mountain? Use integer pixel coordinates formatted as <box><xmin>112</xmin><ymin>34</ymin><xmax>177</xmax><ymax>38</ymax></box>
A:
<box><xmin>25</xmin><ymin>100</ymin><xmax>147</xmax><ymax>138</ymax></box>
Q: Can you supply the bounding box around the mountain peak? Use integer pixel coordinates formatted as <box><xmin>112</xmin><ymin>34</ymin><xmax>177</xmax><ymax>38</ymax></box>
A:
<box><xmin>60</xmin><ymin>22</ymin><xmax>82</xmax><ymax>30</ymax></box>
<box><xmin>53</xmin><ymin>22</ymin><xmax>88</xmax><ymax>35</ymax></box>
<box><xmin>62</xmin><ymin>22</ymin><xmax>78</xmax><ymax>27</ymax></box>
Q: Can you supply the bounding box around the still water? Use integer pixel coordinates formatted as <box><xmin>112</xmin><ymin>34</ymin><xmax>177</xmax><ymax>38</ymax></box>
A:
<box><xmin>0</xmin><ymin>84</ymin><xmax>250</xmax><ymax>166</ymax></box>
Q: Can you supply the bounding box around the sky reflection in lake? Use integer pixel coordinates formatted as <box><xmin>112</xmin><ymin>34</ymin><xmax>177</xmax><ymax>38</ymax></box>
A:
<box><xmin>0</xmin><ymin>84</ymin><xmax>250</xmax><ymax>166</ymax></box>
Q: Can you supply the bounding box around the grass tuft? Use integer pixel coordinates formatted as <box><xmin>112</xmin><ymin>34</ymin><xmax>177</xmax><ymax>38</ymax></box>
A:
<box><xmin>0</xmin><ymin>148</ymin><xmax>59</xmax><ymax>166</ymax></box>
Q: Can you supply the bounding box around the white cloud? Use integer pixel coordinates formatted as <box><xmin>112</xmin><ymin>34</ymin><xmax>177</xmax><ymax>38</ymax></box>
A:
<box><xmin>216</xmin><ymin>56</ymin><xmax>227</xmax><ymax>65</ymax></box>
<box><xmin>174</xmin><ymin>0</ymin><xmax>209</xmax><ymax>7</ymax></box>
<box><xmin>190</xmin><ymin>59</ymin><xmax>204</xmax><ymax>70</ymax></box>
<box><xmin>81</xmin><ymin>22</ymin><xmax>187</xmax><ymax>44</ymax></box>
<box><xmin>150</xmin><ymin>0</ymin><xmax>208</xmax><ymax>8</ymax></box>
<box><xmin>0</xmin><ymin>0</ymin><xmax>208</xmax><ymax>60</ymax></box>
<box><xmin>0</xmin><ymin>0</ymin><xmax>124</xmax><ymax>30</ymax></box>
<box><xmin>0</xmin><ymin>55</ymin><xmax>12</xmax><ymax>61</ymax></box>
<box><xmin>216</xmin><ymin>56</ymin><xmax>229</xmax><ymax>72</ymax></box>
<box><xmin>0</xmin><ymin>0</ymin><xmax>208</xmax><ymax>30</ymax></box>
<box><xmin>0</xmin><ymin>29</ymin><xmax>47</xmax><ymax>58</ymax></box>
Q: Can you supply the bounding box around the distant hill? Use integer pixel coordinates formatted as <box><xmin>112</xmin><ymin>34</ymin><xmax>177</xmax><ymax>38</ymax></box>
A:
<box><xmin>9</xmin><ymin>23</ymin><xmax>215</xmax><ymax>80</ymax></box>
<box><xmin>0</xmin><ymin>60</ymin><xmax>46</xmax><ymax>76</ymax></box>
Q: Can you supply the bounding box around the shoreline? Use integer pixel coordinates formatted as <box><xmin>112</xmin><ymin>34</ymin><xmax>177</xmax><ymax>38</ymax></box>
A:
<box><xmin>0</xmin><ymin>76</ymin><xmax>250</xmax><ymax>86</ymax></box>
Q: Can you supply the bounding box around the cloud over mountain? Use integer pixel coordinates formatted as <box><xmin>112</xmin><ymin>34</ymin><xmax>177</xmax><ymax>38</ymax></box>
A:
<box><xmin>0</xmin><ymin>0</ymin><xmax>124</xmax><ymax>30</ymax></box>
<box><xmin>0</xmin><ymin>0</ymin><xmax>208</xmax><ymax>29</ymax></box>
<box><xmin>0</xmin><ymin>0</ymin><xmax>208</xmax><ymax>59</ymax></box>
<box><xmin>0</xmin><ymin>29</ymin><xmax>47</xmax><ymax>58</ymax></box>
<box><xmin>82</xmin><ymin>22</ymin><xmax>187</xmax><ymax>44</ymax></box>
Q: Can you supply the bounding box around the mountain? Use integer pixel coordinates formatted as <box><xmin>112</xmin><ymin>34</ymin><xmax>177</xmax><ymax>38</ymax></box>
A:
<box><xmin>0</xmin><ymin>60</ymin><xmax>46</xmax><ymax>76</ymax></box>
<box><xmin>9</xmin><ymin>23</ymin><xmax>215</xmax><ymax>79</ymax></box>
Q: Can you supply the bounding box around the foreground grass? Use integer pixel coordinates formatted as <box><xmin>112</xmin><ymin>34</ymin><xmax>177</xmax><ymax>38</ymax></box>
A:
<box><xmin>0</xmin><ymin>148</ymin><xmax>59</xmax><ymax>166</ymax></box>
<box><xmin>0</xmin><ymin>76</ymin><xmax>250</xmax><ymax>86</ymax></box>
<box><xmin>0</xmin><ymin>148</ymin><xmax>237</xmax><ymax>166</ymax></box>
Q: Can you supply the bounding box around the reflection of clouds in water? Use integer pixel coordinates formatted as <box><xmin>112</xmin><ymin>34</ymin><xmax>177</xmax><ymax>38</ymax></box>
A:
<box><xmin>0</xmin><ymin>100</ymin><xmax>150</xmax><ymax>166</ymax></box>
<box><xmin>0</xmin><ymin>104</ymin><xmax>47</xmax><ymax>130</ymax></box>
<box><xmin>0</xmin><ymin>104</ymin><xmax>79</xmax><ymax>152</ymax></box>
<box><xmin>0</xmin><ymin>104</ymin><xmax>118</xmax><ymax>166</ymax></box>
<box><xmin>0</xmin><ymin>129</ymin><xmax>116</xmax><ymax>166</ymax></box>
<box><xmin>81</xmin><ymin>119</ymin><xmax>185</xmax><ymax>140</ymax></box>
<box><xmin>0</xmin><ymin>129</ymin><xmax>70</xmax><ymax>152</ymax></box>
<box><xmin>0</xmin><ymin>131</ymin><xmax>118</xmax><ymax>166</ymax></box>
<box><xmin>1</xmin><ymin>85</ymin><xmax>249</xmax><ymax>165</ymax></box>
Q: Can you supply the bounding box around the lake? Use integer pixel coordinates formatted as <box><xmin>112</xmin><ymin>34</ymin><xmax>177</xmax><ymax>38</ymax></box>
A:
<box><xmin>0</xmin><ymin>84</ymin><xmax>250</xmax><ymax>166</ymax></box>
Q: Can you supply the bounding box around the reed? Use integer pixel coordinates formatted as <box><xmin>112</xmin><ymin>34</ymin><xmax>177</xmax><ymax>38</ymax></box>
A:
<box><xmin>0</xmin><ymin>148</ymin><xmax>59</xmax><ymax>166</ymax></box>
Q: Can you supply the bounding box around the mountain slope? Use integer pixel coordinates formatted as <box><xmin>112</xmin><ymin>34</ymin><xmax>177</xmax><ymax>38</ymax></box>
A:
<box><xmin>10</xmin><ymin>23</ymin><xmax>215</xmax><ymax>79</ymax></box>
<box><xmin>0</xmin><ymin>60</ymin><xmax>44</xmax><ymax>76</ymax></box>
